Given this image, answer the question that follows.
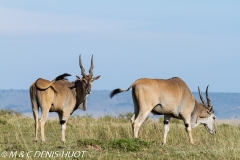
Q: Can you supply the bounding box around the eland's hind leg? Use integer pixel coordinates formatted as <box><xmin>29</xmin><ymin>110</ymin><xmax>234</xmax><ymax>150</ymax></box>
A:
<box><xmin>132</xmin><ymin>107</ymin><xmax>152</xmax><ymax>138</ymax></box>
<box><xmin>130</xmin><ymin>114</ymin><xmax>135</xmax><ymax>137</ymax></box>
<box><xmin>32</xmin><ymin>103</ymin><xmax>39</xmax><ymax>143</ymax></box>
<box><xmin>30</xmin><ymin>86</ymin><xmax>39</xmax><ymax>143</ymax></box>
<box><xmin>131</xmin><ymin>89</ymin><xmax>140</xmax><ymax>138</ymax></box>
<box><xmin>40</xmin><ymin>108</ymin><xmax>49</xmax><ymax>142</ymax></box>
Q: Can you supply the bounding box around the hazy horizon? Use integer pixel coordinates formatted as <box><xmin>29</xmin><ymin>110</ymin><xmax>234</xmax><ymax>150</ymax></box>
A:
<box><xmin>1</xmin><ymin>89</ymin><xmax>240</xmax><ymax>94</ymax></box>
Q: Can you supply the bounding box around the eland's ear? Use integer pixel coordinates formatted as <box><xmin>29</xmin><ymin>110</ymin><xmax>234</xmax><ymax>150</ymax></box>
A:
<box><xmin>92</xmin><ymin>75</ymin><xmax>101</xmax><ymax>81</ymax></box>
<box><xmin>76</xmin><ymin>76</ymin><xmax>82</xmax><ymax>80</ymax></box>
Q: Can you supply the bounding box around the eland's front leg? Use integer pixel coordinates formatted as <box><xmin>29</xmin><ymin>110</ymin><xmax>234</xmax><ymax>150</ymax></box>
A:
<box><xmin>163</xmin><ymin>115</ymin><xmax>171</xmax><ymax>144</ymax></box>
<box><xmin>58</xmin><ymin>112</ymin><xmax>70</xmax><ymax>143</ymax></box>
<box><xmin>60</xmin><ymin>120</ymin><xmax>67</xmax><ymax>143</ymax></box>
<box><xmin>183</xmin><ymin>117</ymin><xmax>194</xmax><ymax>144</ymax></box>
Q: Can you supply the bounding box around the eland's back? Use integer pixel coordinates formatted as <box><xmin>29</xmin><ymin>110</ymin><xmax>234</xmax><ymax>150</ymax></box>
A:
<box><xmin>131</xmin><ymin>77</ymin><xmax>195</xmax><ymax>117</ymax></box>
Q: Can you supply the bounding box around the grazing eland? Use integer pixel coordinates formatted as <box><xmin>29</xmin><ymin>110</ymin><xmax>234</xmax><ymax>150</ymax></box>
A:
<box><xmin>30</xmin><ymin>55</ymin><xmax>100</xmax><ymax>143</ymax></box>
<box><xmin>110</xmin><ymin>77</ymin><xmax>216</xmax><ymax>144</ymax></box>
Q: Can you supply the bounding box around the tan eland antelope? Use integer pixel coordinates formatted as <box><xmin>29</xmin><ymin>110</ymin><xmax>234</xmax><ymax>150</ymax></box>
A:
<box><xmin>110</xmin><ymin>77</ymin><xmax>216</xmax><ymax>144</ymax></box>
<box><xmin>30</xmin><ymin>55</ymin><xmax>100</xmax><ymax>143</ymax></box>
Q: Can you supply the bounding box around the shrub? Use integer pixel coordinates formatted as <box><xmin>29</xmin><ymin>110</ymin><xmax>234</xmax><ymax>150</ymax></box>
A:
<box><xmin>0</xmin><ymin>109</ymin><xmax>22</xmax><ymax>117</ymax></box>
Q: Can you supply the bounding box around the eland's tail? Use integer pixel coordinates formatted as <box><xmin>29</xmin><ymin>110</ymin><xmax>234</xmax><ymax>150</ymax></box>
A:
<box><xmin>109</xmin><ymin>83</ymin><xmax>134</xmax><ymax>99</ymax></box>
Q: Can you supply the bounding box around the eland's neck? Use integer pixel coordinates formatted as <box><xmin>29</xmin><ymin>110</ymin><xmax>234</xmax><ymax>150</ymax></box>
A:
<box><xmin>190</xmin><ymin>99</ymin><xmax>208</xmax><ymax>128</ymax></box>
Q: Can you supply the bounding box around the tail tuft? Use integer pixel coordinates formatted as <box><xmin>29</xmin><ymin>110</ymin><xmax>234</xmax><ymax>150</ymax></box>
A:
<box><xmin>54</xmin><ymin>73</ymin><xmax>71</xmax><ymax>81</ymax></box>
<box><xmin>109</xmin><ymin>88</ymin><xmax>122</xmax><ymax>99</ymax></box>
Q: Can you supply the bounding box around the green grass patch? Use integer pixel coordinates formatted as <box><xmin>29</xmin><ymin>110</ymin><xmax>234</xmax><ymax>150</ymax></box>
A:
<box><xmin>108</xmin><ymin>138</ymin><xmax>152</xmax><ymax>151</ymax></box>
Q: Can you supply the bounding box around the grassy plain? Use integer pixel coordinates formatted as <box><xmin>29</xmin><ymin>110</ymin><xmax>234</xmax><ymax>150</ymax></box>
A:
<box><xmin>0</xmin><ymin>110</ymin><xmax>240</xmax><ymax>160</ymax></box>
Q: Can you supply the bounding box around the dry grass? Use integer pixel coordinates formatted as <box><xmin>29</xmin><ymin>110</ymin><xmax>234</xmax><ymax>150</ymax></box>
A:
<box><xmin>0</xmin><ymin>111</ymin><xmax>240</xmax><ymax>159</ymax></box>
<box><xmin>216</xmin><ymin>119</ymin><xmax>240</xmax><ymax>126</ymax></box>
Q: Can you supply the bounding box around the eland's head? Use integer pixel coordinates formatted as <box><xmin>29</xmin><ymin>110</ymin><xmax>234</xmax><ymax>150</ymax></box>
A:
<box><xmin>76</xmin><ymin>55</ymin><xmax>101</xmax><ymax>95</ymax></box>
<box><xmin>198</xmin><ymin>86</ymin><xmax>216</xmax><ymax>134</ymax></box>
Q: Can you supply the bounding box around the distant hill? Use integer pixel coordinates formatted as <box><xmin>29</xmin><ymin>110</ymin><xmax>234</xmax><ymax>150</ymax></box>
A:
<box><xmin>0</xmin><ymin>90</ymin><xmax>240</xmax><ymax>119</ymax></box>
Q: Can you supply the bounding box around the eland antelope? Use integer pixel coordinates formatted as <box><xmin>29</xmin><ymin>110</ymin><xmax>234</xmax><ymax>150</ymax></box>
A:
<box><xmin>110</xmin><ymin>77</ymin><xmax>216</xmax><ymax>144</ymax></box>
<box><xmin>30</xmin><ymin>55</ymin><xmax>100</xmax><ymax>143</ymax></box>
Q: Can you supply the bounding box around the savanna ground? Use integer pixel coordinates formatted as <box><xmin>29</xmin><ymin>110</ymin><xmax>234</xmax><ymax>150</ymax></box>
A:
<box><xmin>0</xmin><ymin>110</ymin><xmax>240</xmax><ymax>160</ymax></box>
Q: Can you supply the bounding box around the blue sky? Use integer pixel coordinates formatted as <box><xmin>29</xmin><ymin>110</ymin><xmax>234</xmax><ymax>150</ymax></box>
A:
<box><xmin>0</xmin><ymin>1</ymin><xmax>240</xmax><ymax>92</ymax></box>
